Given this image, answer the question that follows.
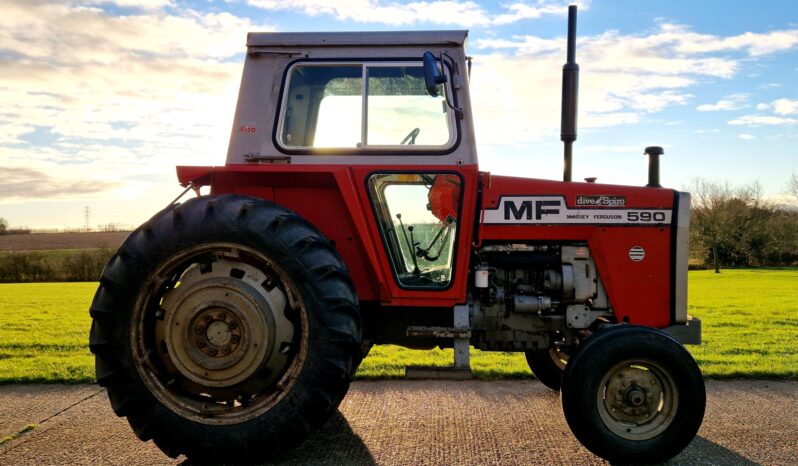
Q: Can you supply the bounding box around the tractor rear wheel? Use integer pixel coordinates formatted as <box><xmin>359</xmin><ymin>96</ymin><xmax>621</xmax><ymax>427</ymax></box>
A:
<box><xmin>561</xmin><ymin>326</ymin><xmax>705</xmax><ymax>464</ymax></box>
<box><xmin>89</xmin><ymin>195</ymin><xmax>361</xmax><ymax>462</ymax></box>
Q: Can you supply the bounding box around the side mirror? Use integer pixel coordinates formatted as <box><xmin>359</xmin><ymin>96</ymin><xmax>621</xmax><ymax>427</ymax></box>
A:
<box><xmin>423</xmin><ymin>51</ymin><xmax>447</xmax><ymax>97</ymax></box>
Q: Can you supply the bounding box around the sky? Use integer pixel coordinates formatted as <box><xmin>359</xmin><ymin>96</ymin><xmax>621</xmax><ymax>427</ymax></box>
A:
<box><xmin>1</xmin><ymin>0</ymin><xmax>797</xmax><ymax>230</ymax></box>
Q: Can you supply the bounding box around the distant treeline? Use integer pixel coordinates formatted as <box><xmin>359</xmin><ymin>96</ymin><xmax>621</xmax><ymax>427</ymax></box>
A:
<box><xmin>0</xmin><ymin>228</ymin><xmax>31</xmax><ymax>235</ymax></box>
<box><xmin>689</xmin><ymin>179</ymin><xmax>798</xmax><ymax>271</ymax></box>
<box><xmin>0</xmin><ymin>249</ymin><xmax>113</xmax><ymax>283</ymax></box>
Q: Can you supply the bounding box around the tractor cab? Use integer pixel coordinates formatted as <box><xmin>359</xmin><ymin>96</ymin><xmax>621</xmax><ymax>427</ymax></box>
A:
<box><xmin>226</xmin><ymin>30</ymin><xmax>476</xmax><ymax>166</ymax></box>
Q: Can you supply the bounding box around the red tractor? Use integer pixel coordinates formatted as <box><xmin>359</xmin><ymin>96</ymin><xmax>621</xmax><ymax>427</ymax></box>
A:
<box><xmin>90</xmin><ymin>7</ymin><xmax>704</xmax><ymax>464</ymax></box>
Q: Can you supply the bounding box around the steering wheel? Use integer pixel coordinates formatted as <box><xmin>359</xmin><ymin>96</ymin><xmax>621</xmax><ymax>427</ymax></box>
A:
<box><xmin>400</xmin><ymin>128</ymin><xmax>421</xmax><ymax>145</ymax></box>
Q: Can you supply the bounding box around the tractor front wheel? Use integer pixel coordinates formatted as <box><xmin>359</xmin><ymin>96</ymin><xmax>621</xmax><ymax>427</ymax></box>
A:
<box><xmin>89</xmin><ymin>195</ymin><xmax>361</xmax><ymax>462</ymax></box>
<box><xmin>561</xmin><ymin>326</ymin><xmax>705</xmax><ymax>464</ymax></box>
<box><xmin>525</xmin><ymin>335</ymin><xmax>569</xmax><ymax>391</ymax></box>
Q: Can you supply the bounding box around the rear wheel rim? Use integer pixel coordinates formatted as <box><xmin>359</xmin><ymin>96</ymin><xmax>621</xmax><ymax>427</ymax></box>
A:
<box><xmin>131</xmin><ymin>243</ymin><xmax>308</xmax><ymax>425</ymax></box>
<box><xmin>596</xmin><ymin>359</ymin><xmax>679</xmax><ymax>441</ymax></box>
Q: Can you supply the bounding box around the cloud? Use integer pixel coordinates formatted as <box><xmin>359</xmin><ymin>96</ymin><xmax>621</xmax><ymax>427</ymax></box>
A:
<box><xmin>738</xmin><ymin>133</ymin><xmax>756</xmax><ymax>140</ymax></box>
<box><xmin>696</xmin><ymin>93</ymin><xmax>749</xmax><ymax>111</ymax></box>
<box><xmin>0</xmin><ymin>3</ymin><xmax>263</xmax><ymax>63</ymax></box>
<box><xmin>728</xmin><ymin>115</ymin><xmax>798</xmax><ymax>126</ymax></box>
<box><xmin>730</xmin><ymin>97</ymin><xmax>798</xmax><ymax>126</ymax></box>
<box><xmin>755</xmin><ymin>97</ymin><xmax>798</xmax><ymax>114</ymax></box>
<box><xmin>81</xmin><ymin>0</ymin><xmax>174</xmax><ymax>9</ymax></box>
<box><xmin>247</xmin><ymin>0</ymin><xmax>578</xmax><ymax>27</ymax></box>
<box><xmin>468</xmin><ymin>51</ymin><xmax>694</xmax><ymax>146</ymax></box>
<box><xmin>771</xmin><ymin>98</ymin><xmax>798</xmax><ymax>115</ymax></box>
<box><xmin>249</xmin><ymin>0</ymin><xmax>488</xmax><ymax>26</ymax></box>
<box><xmin>492</xmin><ymin>1</ymin><xmax>589</xmax><ymax>25</ymax></box>
<box><xmin>0</xmin><ymin>0</ymin><xmax>272</xmax><ymax>202</ymax></box>
<box><xmin>0</xmin><ymin>123</ymin><xmax>36</xmax><ymax>145</ymax></box>
<box><xmin>0</xmin><ymin>167</ymin><xmax>119</xmax><ymax>201</ymax></box>
<box><xmin>478</xmin><ymin>23</ymin><xmax>798</xmax><ymax>78</ymax></box>
<box><xmin>469</xmin><ymin>22</ymin><xmax>798</xmax><ymax>146</ymax></box>
<box><xmin>652</xmin><ymin>23</ymin><xmax>798</xmax><ymax>57</ymax></box>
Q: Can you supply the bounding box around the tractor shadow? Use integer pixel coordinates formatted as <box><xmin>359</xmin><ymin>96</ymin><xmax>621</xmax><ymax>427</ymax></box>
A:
<box><xmin>269</xmin><ymin>411</ymin><xmax>375</xmax><ymax>466</ymax></box>
<box><xmin>657</xmin><ymin>436</ymin><xmax>760</xmax><ymax>466</ymax></box>
<box><xmin>177</xmin><ymin>415</ymin><xmax>759</xmax><ymax>466</ymax></box>
<box><xmin>180</xmin><ymin>410</ymin><xmax>375</xmax><ymax>466</ymax></box>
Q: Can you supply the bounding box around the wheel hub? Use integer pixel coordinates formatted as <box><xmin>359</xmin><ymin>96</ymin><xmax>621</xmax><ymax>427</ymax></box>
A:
<box><xmin>624</xmin><ymin>386</ymin><xmax>647</xmax><ymax>407</ymax></box>
<box><xmin>604</xmin><ymin>365</ymin><xmax>662</xmax><ymax>423</ymax></box>
<box><xmin>158</xmin><ymin>259</ymin><xmax>294</xmax><ymax>390</ymax></box>
<box><xmin>191</xmin><ymin>308</ymin><xmax>243</xmax><ymax>361</ymax></box>
<box><xmin>204</xmin><ymin>317</ymin><xmax>233</xmax><ymax>347</ymax></box>
<box><xmin>597</xmin><ymin>360</ymin><xmax>678</xmax><ymax>441</ymax></box>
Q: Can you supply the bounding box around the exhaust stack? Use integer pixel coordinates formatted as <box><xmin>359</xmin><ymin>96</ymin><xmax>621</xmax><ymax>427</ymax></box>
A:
<box><xmin>561</xmin><ymin>5</ymin><xmax>579</xmax><ymax>182</ymax></box>
<box><xmin>645</xmin><ymin>146</ymin><xmax>664</xmax><ymax>188</ymax></box>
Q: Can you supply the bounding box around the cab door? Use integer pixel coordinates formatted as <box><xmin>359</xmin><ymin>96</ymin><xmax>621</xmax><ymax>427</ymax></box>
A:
<box><xmin>355</xmin><ymin>166</ymin><xmax>479</xmax><ymax>306</ymax></box>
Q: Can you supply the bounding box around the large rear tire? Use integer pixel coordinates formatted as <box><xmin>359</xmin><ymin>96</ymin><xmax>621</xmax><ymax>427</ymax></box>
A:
<box><xmin>561</xmin><ymin>326</ymin><xmax>705</xmax><ymax>464</ymax></box>
<box><xmin>89</xmin><ymin>195</ymin><xmax>361</xmax><ymax>462</ymax></box>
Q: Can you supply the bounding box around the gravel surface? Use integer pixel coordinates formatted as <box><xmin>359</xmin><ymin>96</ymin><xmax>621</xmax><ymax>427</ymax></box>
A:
<box><xmin>0</xmin><ymin>380</ymin><xmax>796</xmax><ymax>465</ymax></box>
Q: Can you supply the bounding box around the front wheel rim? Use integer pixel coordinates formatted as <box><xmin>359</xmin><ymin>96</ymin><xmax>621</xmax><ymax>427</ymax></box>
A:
<box><xmin>596</xmin><ymin>359</ymin><xmax>679</xmax><ymax>441</ymax></box>
<box><xmin>549</xmin><ymin>346</ymin><xmax>569</xmax><ymax>371</ymax></box>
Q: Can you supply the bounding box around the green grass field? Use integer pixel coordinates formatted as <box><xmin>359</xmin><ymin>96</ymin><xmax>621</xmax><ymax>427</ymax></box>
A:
<box><xmin>0</xmin><ymin>269</ymin><xmax>796</xmax><ymax>383</ymax></box>
<box><xmin>0</xmin><ymin>283</ymin><xmax>96</xmax><ymax>383</ymax></box>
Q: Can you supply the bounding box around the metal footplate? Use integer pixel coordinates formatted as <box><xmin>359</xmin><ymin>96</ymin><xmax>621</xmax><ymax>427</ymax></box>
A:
<box><xmin>405</xmin><ymin>305</ymin><xmax>473</xmax><ymax>380</ymax></box>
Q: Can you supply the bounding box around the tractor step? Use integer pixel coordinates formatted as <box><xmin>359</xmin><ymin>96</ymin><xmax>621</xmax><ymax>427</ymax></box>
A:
<box><xmin>404</xmin><ymin>305</ymin><xmax>473</xmax><ymax>379</ymax></box>
<box><xmin>405</xmin><ymin>366</ymin><xmax>472</xmax><ymax>380</ymax></box>
<box><xmin>406</xmin><ymin>326</ymin><xmax>471</xmax><ymax>339</ymax></box>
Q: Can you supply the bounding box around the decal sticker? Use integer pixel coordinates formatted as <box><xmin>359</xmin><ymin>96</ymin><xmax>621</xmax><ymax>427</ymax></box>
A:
<box><xmin>576</xmin><ymin>195</ymin><xmax>626</xmax><ymax>207</ymax></box>
<box><xmin>629</xmin><ymin>246</ymin><xmax>646</xmax><ymax>262</ymax></box>
<box><xmin>239</xmin><ymin>125</ymin><xmax>257</xmax><ymax>134</ymax></box>
<box><xmin>483</xmin><ymin>196</ymin><xmax>672</xmax><ymax>225</ymax></box>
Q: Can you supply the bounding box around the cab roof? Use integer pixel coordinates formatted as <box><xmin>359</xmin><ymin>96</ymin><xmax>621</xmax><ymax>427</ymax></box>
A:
<box><xmin>246</xmin><ymin>30</ymin><xmax>468</xmax><ymax>48</ymax></box>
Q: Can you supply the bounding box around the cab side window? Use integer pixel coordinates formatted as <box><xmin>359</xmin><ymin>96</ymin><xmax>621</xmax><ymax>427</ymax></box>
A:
<box><xmin>279</xmin><ymin>63</ymin><xmax>453</xmax><ymax>150</ymax></box>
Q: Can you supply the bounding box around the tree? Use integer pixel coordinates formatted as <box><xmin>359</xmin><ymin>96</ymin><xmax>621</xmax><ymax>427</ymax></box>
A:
<box><xmin>763</xmin><ymin>209</ymin><xmax>798</xmax><ymax>265</ymax></box>
<box><xmin>688</xmin><ymin>179</ymin><xmax>763</xmax><ymax>273</ymax></box>
<box><xmin>689</xmin><ymin>178</ymin><xmax>798</xmax><ymax>270</ymax></box>
<box><xmin>0</xmin><ymin>218</ymin><xmax>7</xmax><ymax>235</ymax></box>
<box><xmin>787</xmin><ymin>172</ymin><xmax>798</xmax><ymax>204</ymax></box>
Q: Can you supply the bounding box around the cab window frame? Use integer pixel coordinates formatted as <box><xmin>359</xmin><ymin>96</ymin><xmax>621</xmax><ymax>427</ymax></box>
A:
<box><xmin>366</xmin><ymin>170</ymin><xmax>465</xmax><ymax>291</ymax></box>
<box><xmin>272</xmin><ymin>58</ymin><xmax>461</xmax><ymax>156</ymax></box>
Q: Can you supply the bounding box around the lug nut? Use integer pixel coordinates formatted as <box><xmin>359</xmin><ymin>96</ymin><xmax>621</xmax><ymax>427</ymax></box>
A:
<box><xmin>197</xmin><ymin>340</ymin><xmax>206</xmax><ymax>348</ymax></box>
<box><xmin>229</xmin><ymin>322</ymin><xmax>238</xmax><ymax>330</ymax></box>
<box><xmin>209</xmin><ymin>348</ymin><xmax>217</xmax><ymax>356</ymax></box>
<box><xmin>222</xmin><ymin>346</ymin><xmax>231</xmax><ymax>355</ymax></box>
<box><xmin>195</xmin><ymin>326</ymin><xmax>204</xmax><ymax>334</ymax></box>
<box><xmin>231</xmin><ymin>335</ymin><xmax>240</xmax><ymax>344</ymax></box>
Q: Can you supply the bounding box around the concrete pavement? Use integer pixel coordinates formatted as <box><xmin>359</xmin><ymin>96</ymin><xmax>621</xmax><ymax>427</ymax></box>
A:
<box><xmin>1</xmin><ymin>380</ymin><xmax>796</xmax><ymax>465</ymax></box>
